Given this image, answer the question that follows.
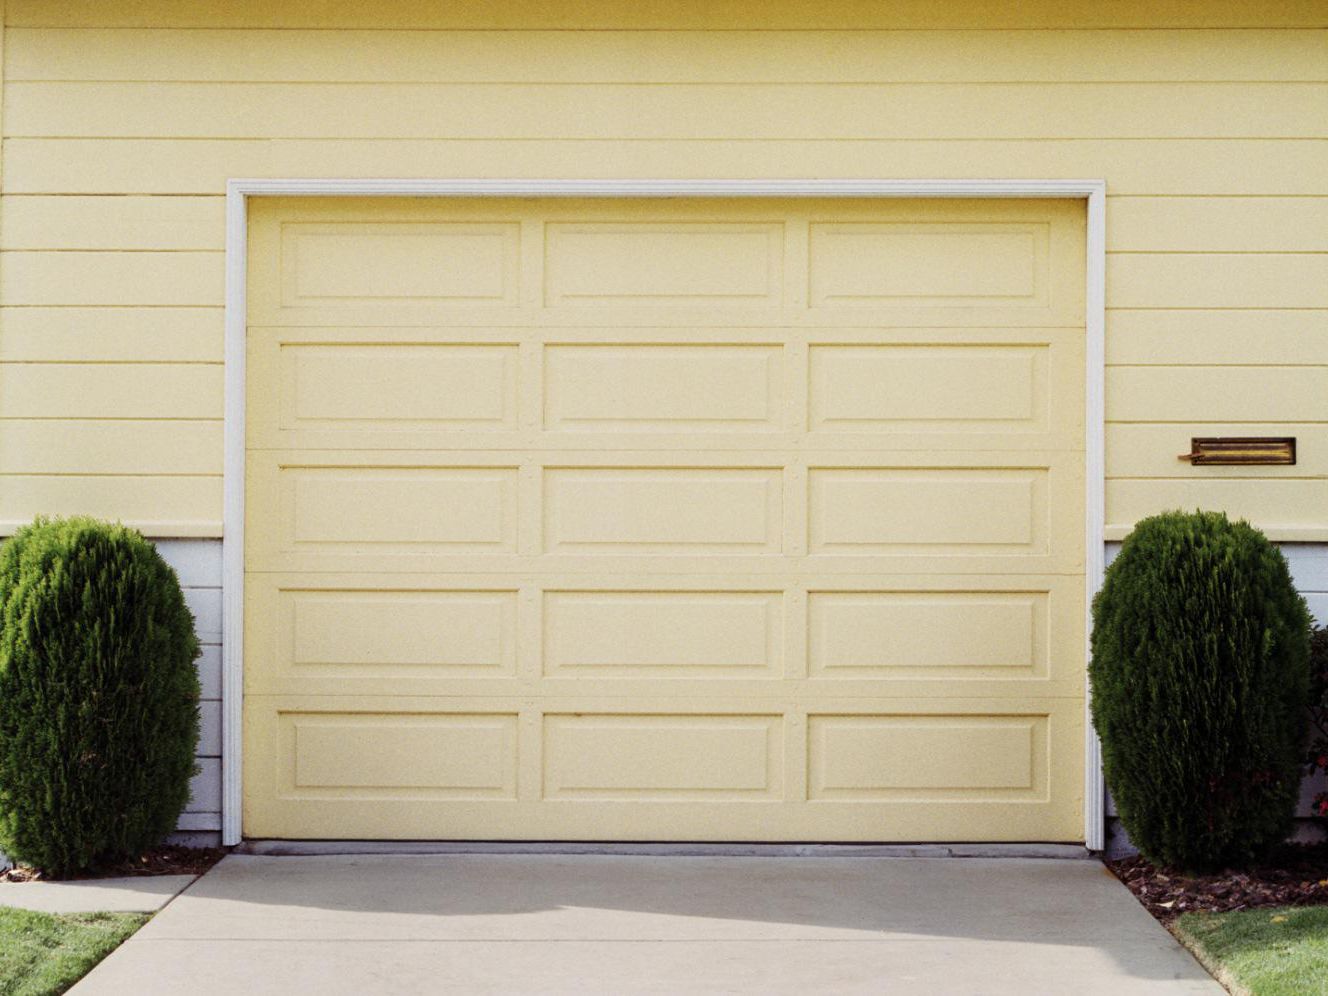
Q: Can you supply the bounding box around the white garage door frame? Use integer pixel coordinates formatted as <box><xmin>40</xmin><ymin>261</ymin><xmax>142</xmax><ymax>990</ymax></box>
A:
<box><xmin>220</xmin><ymin>178</ymin><xmax>1108</xmax><ymax>849</ymax></box>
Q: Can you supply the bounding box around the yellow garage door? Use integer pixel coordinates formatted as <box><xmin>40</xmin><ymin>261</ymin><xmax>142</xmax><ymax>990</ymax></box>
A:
<box><xmin>243</xmin><ymin>197</ymin><xmax>1086</xmax><ymax>841</ymax></box>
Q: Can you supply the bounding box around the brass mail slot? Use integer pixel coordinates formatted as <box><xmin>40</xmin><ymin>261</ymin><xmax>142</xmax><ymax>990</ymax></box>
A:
<box><xmin>1179</xmin><ymin>437</ymin><xmax>1297</xmax><ymax>466</ymax></box>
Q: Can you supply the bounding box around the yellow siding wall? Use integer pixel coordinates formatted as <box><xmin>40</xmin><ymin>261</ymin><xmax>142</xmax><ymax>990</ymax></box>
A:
<box><xmin>0</xmin><ymin>0</ymin><xmax>1325</xmax><ymax>539</ymax></box>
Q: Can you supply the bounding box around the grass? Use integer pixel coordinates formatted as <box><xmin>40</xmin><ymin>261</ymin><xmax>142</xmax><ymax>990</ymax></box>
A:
<box><xmin>1176</xmin><ymin>906</ymin><xmax>1328</xmax><ymax>996</ymax></box>
<box><xmin>0</xmin><ymin>906</ymin><xmax>146</xmax><ymax>995</ymax></box>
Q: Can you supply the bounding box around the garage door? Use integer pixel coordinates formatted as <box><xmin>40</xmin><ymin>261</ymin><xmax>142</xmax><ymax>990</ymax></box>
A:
<box><xmin>243</xmin><ymin>197</ymin><xmax>1086</xmax><ymax>841</ymax></box>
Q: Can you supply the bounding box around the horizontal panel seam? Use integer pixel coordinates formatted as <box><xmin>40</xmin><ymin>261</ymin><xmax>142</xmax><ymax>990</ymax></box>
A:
<box><xmin>9</xmin><ymin>193</ymin><xmax>1328</xmax><ymax>199</ymax></box>
<box><xmin>10</xmin><ymin>80</ymin><xmax>1328</xmax><ymax>87</ymax></box>
<box><xmin>6</xmin><ymin>135</ymin><xmax>1328</xmax><ymax>142</ymax></box>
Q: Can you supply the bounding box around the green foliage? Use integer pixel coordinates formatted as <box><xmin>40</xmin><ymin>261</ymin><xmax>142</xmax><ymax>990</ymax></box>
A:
<box><xmin>1090</xmin><ymin>510</ymin><xmax>1311</xmax><ymax>871</ymax></box>
<box><xmin>0</xmin><ymin>518</ymin><xmax>200</xmax><ymax>876</ymax></box>
<box><xmin>1305</xmin><ymin>625</ymin><xmax>1328</xmax><ymax>824</ymax></box>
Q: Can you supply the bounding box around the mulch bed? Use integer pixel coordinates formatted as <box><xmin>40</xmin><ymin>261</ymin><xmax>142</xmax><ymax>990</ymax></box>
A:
<box><xmin>1109</xmin><ymin>844</ymin><xmax>1328</xmax><ymax>923</ymax></box>
<box><xmin>1</xmin><ymin>845</ymin><xmax>228</xmax><ymax>883</ymax></box>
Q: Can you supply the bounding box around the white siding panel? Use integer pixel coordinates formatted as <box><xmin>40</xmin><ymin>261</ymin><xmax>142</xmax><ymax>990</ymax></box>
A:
<box><xmin>183</xmin><ymin>586</ymin><xmax>222</xmax><ymax>645</ymax></box>
<box><xmin>1286</xmin><ymin>545</ymin><xmax>1328</xmax><ymax>592</ymax></box>
<box><xmin>197</xmin><ymin>644</ymin><xmax>222</xmax><ymax>701</ymax></box>
<box><xmin>175</xmin><ymin>812</ymin><xmax>222</xmax><ymax>833</ymax></box>
<box><xmin>198</xmin><ymin>700</ymin><xmax>222</xmax><ymax>757</ymax></box>
<box><xmin>187</xmin><ymin>757</ymin><xmax>221</xmax><ymax>813</ymax></box>
<box><xmin>157</xmin><ymin>538</ymin><xmax>223</xmax><ymax>588</ymax></box>
<box><xmin>153</xmin><ymin>539</ymin><xmax>224</xmax><ymax>828</ymax></box>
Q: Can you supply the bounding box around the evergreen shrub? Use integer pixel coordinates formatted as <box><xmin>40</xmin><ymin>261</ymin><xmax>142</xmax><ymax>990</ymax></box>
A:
<box><xmin>0</xmin><ymin>518</ymin><xmax>200</xmax><ymax>875</ymax></box>
<box><xmin>1305</xmin><ymin>624</ymin><xmax>1328</xmax><ymax>825</ymax></box>
<box><xmin>1090</xmin><ymin>510</ymin><xmax>1310</xmax><ymax>870</ymax></box>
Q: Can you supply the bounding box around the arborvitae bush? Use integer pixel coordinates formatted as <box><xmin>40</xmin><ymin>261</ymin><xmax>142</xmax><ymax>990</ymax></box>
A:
<box><xmin>0</xmin><ymin>518</ymin><xmax>200</xmax><ymax>875</ymax></box>
<box><xmin>1090</xmin><ymin>511</ymin><xmax>1311</xmax><ymax>871</ymax></box>
<box><xmin>1305</xmin><ymin>625</ymin><xmax>1328</xmax><ymax>825</ymax></box>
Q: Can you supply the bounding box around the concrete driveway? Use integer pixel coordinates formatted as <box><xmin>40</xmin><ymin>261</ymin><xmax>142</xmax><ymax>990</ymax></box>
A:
<box><xmin>73</xmin><ymin>853</ymin><xmax>1218</xmax><ymax>995</ymax></box>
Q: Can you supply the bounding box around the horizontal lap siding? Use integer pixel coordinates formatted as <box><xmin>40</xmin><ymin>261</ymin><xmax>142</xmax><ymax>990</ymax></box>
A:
<box><xmin>1</xmin><ymin>12</ymin><xmax>1326</xmax><ymax>540</ymax></box>
<box><xmin>5</xmin><ymin>140</ymin><xmax>1326</xmax><ymax>197</ymax></box>
<box><xmin>1</xmin><ymin>196</ymin><xmax>224</xmax><ymax>250</ymax></box>
<box><xmin>0</xmin><ymin>307</ymin><xmax>222</xmax><ymax>361</ymax></box>
<box><xmin>7</xmin><ymin>1</ymin><xmax>1326</xmax><ymax>28</ymax></box>
<box><xmin>7</xmin><ymin>194</ymin><xmax>1324</xmax><ymax>255</ymax></box>
<box><xmin>156</xmin><ymin>539</ymin><xmax>223</xmax><ymax>831</ymax></box>
<box><xmin>9</xmin><ymin>29</ymin><xmax>1328</xmax><ymax>83</ymax></box>
<box><xmin>9</xmin><ymin>83</ymin><xmax>1326</xmax><ymax>139</ymax></box>
<box><xmin>1294</xmin><ymin>546</ymin><xmax>1328</xmax><ymax>627</ymax></box>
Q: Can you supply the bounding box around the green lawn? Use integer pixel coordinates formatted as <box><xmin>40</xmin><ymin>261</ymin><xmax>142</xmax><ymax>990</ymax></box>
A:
<box><xmin>0</xmin><ymin>906</ymin><xmax>146</xmax><ymax>995</ymax></box>
<box><xmin>1176</xmin><ymin>906</ymin><xmax>1328</xmax><ymax>996</ymax></box>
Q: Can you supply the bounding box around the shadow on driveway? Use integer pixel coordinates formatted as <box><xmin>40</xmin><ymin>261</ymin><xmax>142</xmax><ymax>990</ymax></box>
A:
<box><xmin>72</xmin><ymin>854</ymin><xmax>1220</xmax><ymax>994</ymax></box>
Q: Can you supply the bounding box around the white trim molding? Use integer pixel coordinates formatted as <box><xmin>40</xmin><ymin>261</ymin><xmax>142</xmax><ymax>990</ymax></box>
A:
<box><xmin>222</xmin><ymin>178</ymin><xmax>1109</xmax><ymax>849</ymax></box>
<box><xmin>1083</xmin><ymin>183</ymin><xmax>1108</xmax><ymax>851</ymax></box>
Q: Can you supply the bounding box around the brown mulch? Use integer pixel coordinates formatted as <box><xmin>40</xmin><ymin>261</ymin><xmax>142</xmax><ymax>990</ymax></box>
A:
<box><xmin>1108</xmin><ymin>844</ymin><xmax>1328</xmax><ymax>923</ymax></box>
<box><xmin>1</xmin><ymin>844</ymin><xmax>229</xmax><ymax>883</ymax></box>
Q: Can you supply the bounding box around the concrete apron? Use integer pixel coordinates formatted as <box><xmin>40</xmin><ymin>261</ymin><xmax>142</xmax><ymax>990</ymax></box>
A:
<box><xmin>72</xmin><ymin>854</ymin><xmax>1220</xmax><ymax>995</ymax></box>
<box><xmin>0</xmin><ymin>875</ymin><xmax>194</xmax><ymax>914</ymax></box>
